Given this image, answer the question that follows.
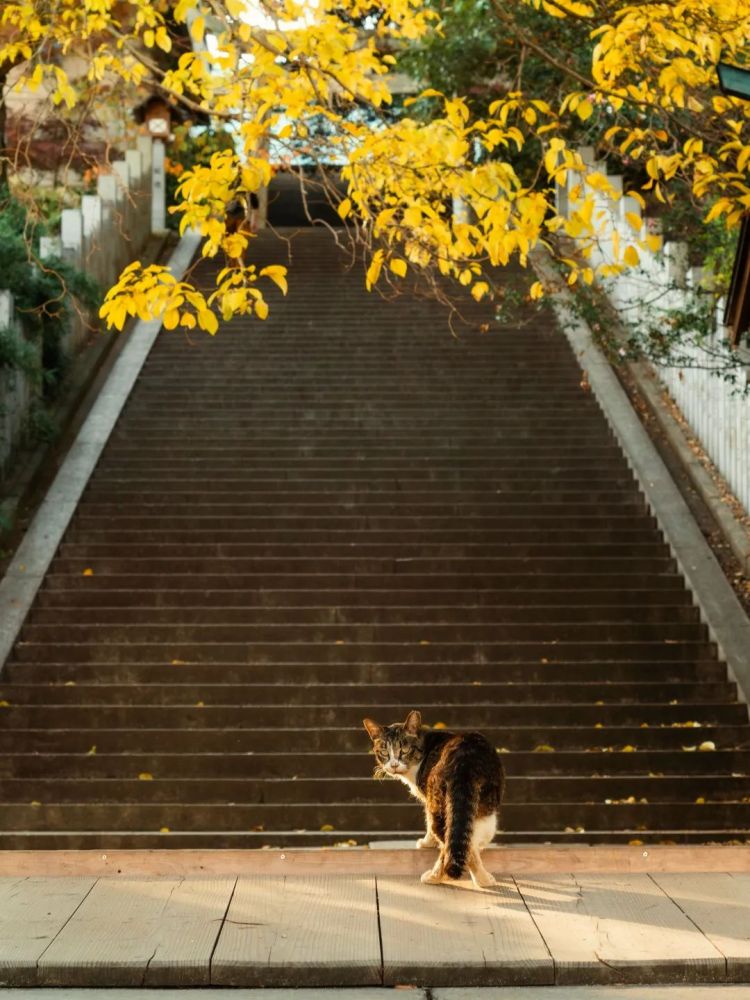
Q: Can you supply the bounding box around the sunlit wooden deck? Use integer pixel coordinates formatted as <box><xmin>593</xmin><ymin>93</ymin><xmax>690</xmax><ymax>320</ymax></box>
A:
<box><xmin>3</xmin><ymin>847</ymin><xmax>750</xmax><ymax>988</ymax></box>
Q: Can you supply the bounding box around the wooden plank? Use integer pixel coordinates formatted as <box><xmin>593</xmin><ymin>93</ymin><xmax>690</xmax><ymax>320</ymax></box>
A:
<box><xmin>2</xmin><ymin>845</ymin><xmax>750</xmax><ymax>877</ymax></box>
<box><xmin>211</xmin><ymin>875</ymin><xmax>381</xmax><ymax>987</ymax></box>
<box><xmin>516</xmin><ymin>874</ymin><xmax>726</xmax><ymax>985</ymax></box>
<box><xmin>654</xmin><ymin>872</ymin><xmax>750</xmax><ymax>981</ymax></box>
<box><xmin>0</xmin><ymin>876</ymin><xmax>95</xmax><ymax>987</ymax></box>
<box><xmin>378</xmin><ymin>875</ymin><xmax>553</xmax><ymax>987</ymax></box>
<box><xmin>37</xmin><ymin>877</ymin><xmax>235</xmax><ymax>986</ymax></box>
<box><xmin>435</xmin><ymin>989</ymin><xmax>750</xmax><ymax>999</ymax></box>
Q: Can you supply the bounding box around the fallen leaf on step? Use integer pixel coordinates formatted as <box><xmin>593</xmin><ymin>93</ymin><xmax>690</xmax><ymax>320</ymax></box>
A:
<box><xmin>433</xmin><ymin>721</ymin><xmax>446</xmax><ymax>729</ymax></box>
<box><xmin>30</xmin><ymin>801</ymin><xmax>41</xmax><ymax>807</ymax></box>
<box><xmin>82</xmin><ymin>568</ymin><xmax>93</xmax><ymax>577</ymax></box>
<box><xmin>64</xmin><ymin>681</ymin><xmax>76</xmax><ymax>687</ymax></box>
<box><xmin>495</xmin><ymin>747</ymin><xmax>510</xmax><ymax>754</ymax></box>
<box><xmin>698</xmin><ymin>741</ymin><xmax>716</xmax><ymax>751</ymax></box>
<box><xmin>86</xmin><ymin>745</ymin><xmax>97</xmax><ymax>755</ymax></box>
<box><xmin>138</xmin><ymin>772</ymin><xmax>154</xmax><ymax>781</ymax></box>
<box><xmin>621</xmin><ymin>745</ymin><xmax>636</xmax><ymax>752</ymax></box>
<box><xmin>533</xmin><ymin>744</ymin><xmax>555</xmax><ymax>753</ymax></box>
<box><xmin>0</xmin><ymin>700</ymin><xmax>10</xmax><ymax>708</ymax></box>
<box><xmin>320</xmin><ymin>824</ymin><xmax>335</xmax><ymax>831</ymax></box>
<box><xmin>695</xmin><ymin>797</ymin><xmax>706</xmax><ymax>804</ymax></box>
<box><xmin>160</xmin><ymin>827</ymin><xmax>170</xmax><ymax>833</ymax></box>
<box><xmin>629</xmin><ymin>839</ymin><xmax>643</xmax><ymax>846</ymax></box>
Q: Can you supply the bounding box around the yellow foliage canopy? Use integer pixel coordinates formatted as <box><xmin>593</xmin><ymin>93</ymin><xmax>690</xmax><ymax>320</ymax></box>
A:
<box><xmin>2</xmin><ymin>0</ymin><xmax>749</xmax><ymax>330</ymax></box>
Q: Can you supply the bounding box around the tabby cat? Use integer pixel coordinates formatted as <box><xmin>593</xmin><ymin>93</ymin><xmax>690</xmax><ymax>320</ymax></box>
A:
<box><xmin>363</xmin><ymin>709</ymin><xmax>504</xmax><ymax>887</ymax></box>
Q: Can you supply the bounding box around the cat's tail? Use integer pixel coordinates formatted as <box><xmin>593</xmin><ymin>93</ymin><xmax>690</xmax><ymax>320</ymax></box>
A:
<box><xmin>443</xmin><ymin>767</ymin><xmax>479</xmax><ymax>880</ymax></box>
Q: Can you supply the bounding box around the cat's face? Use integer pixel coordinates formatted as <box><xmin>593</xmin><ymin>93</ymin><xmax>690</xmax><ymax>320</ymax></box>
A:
<box><xmin>363</xmin><ymin>710</ymin><xmax>425</xmax><ymax>778</ymax></box>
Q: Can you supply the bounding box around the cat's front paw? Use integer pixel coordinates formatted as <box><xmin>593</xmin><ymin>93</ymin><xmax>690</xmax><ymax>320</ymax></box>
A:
<box><xmin>416</xmin><ymin>835</ymin><xmax>437</xmax><ymax>849</ymax></box>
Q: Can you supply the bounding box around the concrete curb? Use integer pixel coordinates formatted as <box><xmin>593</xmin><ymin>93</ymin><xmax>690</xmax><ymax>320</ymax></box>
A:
<box><xmin>0</xmin><ymin>230</ymin><xmax>202</xmax><ymax>672</ymax></box>
<box><xmin>532</xmin><ymin>250</ymin><xmax>750</xmax><ymax>704</ymax></box>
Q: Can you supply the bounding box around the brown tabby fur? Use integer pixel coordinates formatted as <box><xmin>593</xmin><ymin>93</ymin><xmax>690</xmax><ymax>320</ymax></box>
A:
<box><xmin>363</xmin><ymin>710</ymin><xmax>504</xmax><ymax>886</ymax></box>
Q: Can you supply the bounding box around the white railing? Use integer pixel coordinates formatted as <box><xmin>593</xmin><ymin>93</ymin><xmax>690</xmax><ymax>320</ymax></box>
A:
<box><xmin>555</xmin><ymin>147</ymin><xmax>750</xmax><ymax>515</ymax></box>
<box><xmin>0</xmin><ymin>136</ymin><xmax>155</xmax><ymax>474</ymax></box>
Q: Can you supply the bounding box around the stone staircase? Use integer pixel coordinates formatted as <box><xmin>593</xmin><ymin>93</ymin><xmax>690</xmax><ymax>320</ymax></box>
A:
<box><xmin>1</xmin><ymin>227</ymin><xmax>749</xmax><ymax>848</ymax></box>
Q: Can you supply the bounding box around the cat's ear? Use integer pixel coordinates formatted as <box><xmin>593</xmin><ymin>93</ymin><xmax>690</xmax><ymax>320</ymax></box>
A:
<box><xmin>404</xmin><ymin>710</ymin><xmax>422</xmax><ymax>735</ymax></box>
<box><xmin>363</xmin><ymin>718</ymin><xmax>383</xmax><ymax>742</ymax></box>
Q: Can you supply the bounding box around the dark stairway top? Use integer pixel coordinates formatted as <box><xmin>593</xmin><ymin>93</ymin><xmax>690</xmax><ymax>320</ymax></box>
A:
<box><xmin>1</xmin><ymin>227</ymin><xmax>749</xmax><ymax>848</ymax></box>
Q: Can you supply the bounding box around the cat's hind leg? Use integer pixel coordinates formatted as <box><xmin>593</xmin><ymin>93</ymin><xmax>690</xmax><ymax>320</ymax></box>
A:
<box><xmin>467</xmin><ymin>847</ymin><xmax>497</xmax><ymax>888</ymax></box>
<box><xmin>467</xmin><ymin>814</ymin><xmax>498</xmax><ymax>888</ymax></box>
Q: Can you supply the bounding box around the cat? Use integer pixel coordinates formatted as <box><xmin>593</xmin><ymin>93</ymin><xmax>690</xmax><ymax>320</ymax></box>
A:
<box><xmin>363</xmin><ymin>709</ymin><xmax>504</xmax><ymax>887</ymax></box>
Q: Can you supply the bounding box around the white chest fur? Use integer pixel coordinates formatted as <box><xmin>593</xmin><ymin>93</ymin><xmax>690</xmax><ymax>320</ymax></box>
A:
<box><xmin>396</xmin><ymin>766</ymin><xmax>424</xmax><ymax>801</ymax></box>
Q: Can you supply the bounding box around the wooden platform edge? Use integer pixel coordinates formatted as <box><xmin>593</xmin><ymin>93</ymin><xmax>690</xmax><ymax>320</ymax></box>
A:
<box><xmin>0</xmin><ymin>844</ymin><xmax>748</xmax><ymax>877</ymax></box>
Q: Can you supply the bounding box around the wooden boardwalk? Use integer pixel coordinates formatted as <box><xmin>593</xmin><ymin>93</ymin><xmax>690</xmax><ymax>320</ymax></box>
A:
<box><xmin>4</xmin><ymin>857</ymin><xmax>750</xmax><ymax>988</ymax></box>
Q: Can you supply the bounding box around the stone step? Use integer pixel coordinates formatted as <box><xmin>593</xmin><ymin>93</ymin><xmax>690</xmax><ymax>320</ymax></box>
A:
<box><xmin>2</xmin><ymin>749</ymin><xmax>746</xmax><ymax>779</ymax></box>
<box><xmin>0</xmin><ymin>829</ymin><xmax>746</xmax><ymax>847</ymax></box>
<box><xmin>0</xmin><ymin>800</ymin><xmax>747</xmax><ymax>832</ymax></box>
<box><xmin>10</xmin><ymin>640</ymin><xmax>717</xmax><ymax>664</ymax></box>
<box><xmin>19</xmin><ymin>621</ymin><xmax>705</xmax><ymax>645</ymax></box>
<box><xmin>34</xmin><ymin>588</ymin><xmax>693</xmax><ymax>609</ymax></box>
<box><xmin>0</xmin><ymin>724</ymin><xmax>743</xmax><ymax>754</ymax></box>
<box><xmin>0</xmin><ymin>702</ymin><xmax>742</xmax><ymax>728</ymax></box>
<box><xmin>27</xmin><ymin>604</ymin><xmax>700</xmax><ymax>626</ymax></box>
<box><xmin>0</xmin><ymin>774</ymin><xmax>748</xmax><ymax>803</ymax></box>
<box><xmin>0</xmin><ymin>681</ymin><xmax>734</xmax><ymax>706</ymax></box>
<box><xmin>5</xmin><ymin>659</ymin><xmax>723</xmax><ymax>685</ymax></box>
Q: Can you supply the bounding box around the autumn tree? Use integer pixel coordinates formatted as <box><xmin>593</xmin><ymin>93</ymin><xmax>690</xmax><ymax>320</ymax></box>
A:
<box><xmin>1</xmin><ymin>0</ymin><xmax>749</xmax><ymax>333</ymax></box>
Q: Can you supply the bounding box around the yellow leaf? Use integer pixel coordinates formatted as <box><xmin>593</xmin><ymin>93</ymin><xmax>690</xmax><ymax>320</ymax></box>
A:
<box><xmin>30</xmin><ymin>800</ymin><xmax>42</xmax><ymax>807</ymax></box>
<box><xmin>621</xmin><ymin>744</ymin><xmax>636</xmax><ymax>752</ymax></box>
<box><xmin>533</xmin><ymin>744</ymin><xmax>555</xmax><ymax>753</ymax></box>
<box><xmin>138</xmin><ymin>772</ymin><xmax>154</xmax><ymax>781</ymax></box>
<box><xmin>366</xmin><ymin>250</ymin><xmax>384</xmax><ymax>291</ymax></box>
<box><xmin>623</xmin><ymin>246</ymin><xmax>640</xmax><ymax>267</ymax></box>
<box><xmin>87</xmin><ymin>745</ymin><xmax>97</xmax><ymax>755</ymax></box>
<box><xmin>254</xmin><ymin>299</ymin><xmax>269</xmax><ymax>320</ymax></box>
<box><xmin>320</xmin><ymin>824</ymin><xmax>335</xmax><ymax>831</ymax></box>
<box><xmin>529</xmin><ymin>281</ymin><xmax>544</xmax><ymax>301</ymax></box>
<box><xmin>433</xmin><ymin>721</ymin><xmax>446</xmax><ymax>729</ymax></box>
<box><xmin>82</xmin><ymin>568</ymin><xmax>94</xmax><ymax>577</ymax></box>
<box><xmin>163</xmin><ymin>309</ymin><xmax>180</xmax><ymax>330</ymax></box>
<box><xmin>260</xmin><ymin>265</ymin><xmax>288</xmax><ymax>295</ymax></box>
<box><xmin>390</xmin><ymin>257</ymin><xmax>407</xmax><ymax>278</ymax></box>
<box><xmin>198</xmin><ymin>309</ymin><xmax>218</xmax><ymax>335</ymax></box>
<box><xmin>337</xmin><ymin>198</ymin><xmax>352</xmax><ymax>220</ymax></box>
<box><xmin>155</xmin><ymin>26</ymin><xmax>172</xmax><ymax>52</ymax></box>
<box><xmin>471</xmin><ymin>281</ymin><xmax>489</xmax><ymax>302</ymax></box>
<box><xmin>645</xmin><ymin>233</ymin><xmax>662</xmax><ymax>253</ymax></box>
<box><xmin>576</xmin><ymin>100</ymin><xmax>594</xmax><ymax>121</ymax></box>
<box><xmin>625</xmin><ymin>212</ymin><xmax>643</xmax><ymax>232</ymax></box>
<box><xmin>698</xmin><ymin>741</ymin><xmax>716</xmax><ymax>751</ymax></box>
<box><xmin>191</xmin><ymin>15</ymin><xmax>205</xmax><ymax>41</ymax></box>
<box><xmin>160</xmin><ymin>826</ymin><xmax>170</xmax><ymax>833</ymax></box>
<box><xmin>0</xmin><ymin>700</ymin><xmax>10</xmax><ymax>708</ymax></box>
